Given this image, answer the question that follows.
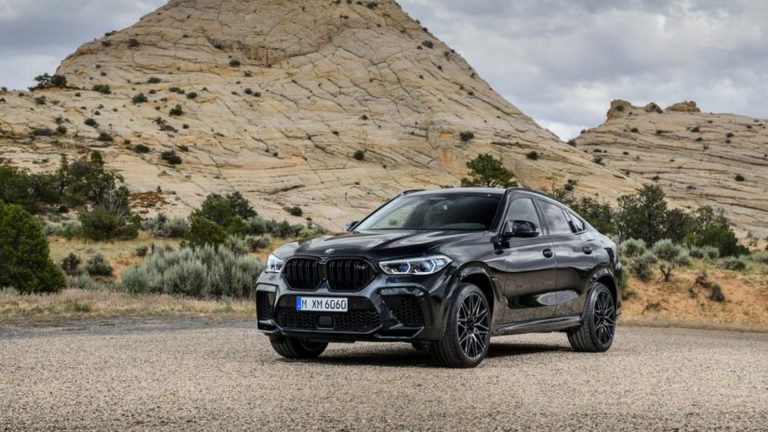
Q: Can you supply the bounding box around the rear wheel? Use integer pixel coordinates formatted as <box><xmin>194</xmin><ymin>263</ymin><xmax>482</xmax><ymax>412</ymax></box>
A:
<box><xmin>429</xmin><ymin>283</ymin><xmax>490</xmax><ymax>368</ymax></box>
<box><xmin>568</xmin><ymin>283</ymin><xmax>616</xmax><ymax>352</ymax></box>
<box><xmin>269</xmin><ymin>335</ymin><xmax>328</xmax><ymax>359</ymax></box>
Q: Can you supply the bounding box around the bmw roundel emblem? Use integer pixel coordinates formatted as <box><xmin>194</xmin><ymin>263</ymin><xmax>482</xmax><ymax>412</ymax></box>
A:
<box><xmin>324</xmin><ymin>248</ymin><xmax>335</xmax><ymax>255</ymax></box>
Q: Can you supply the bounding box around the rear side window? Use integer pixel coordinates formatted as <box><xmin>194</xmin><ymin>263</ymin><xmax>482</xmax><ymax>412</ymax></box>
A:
<box><xmin>537</xmin><ymin>201</ymin><xmax>572</xmax><ymax>236</ymax></box>
<box><xmin>568</xmin><ymin>211</ymin><xmax>586</xmax><ymax>233</ymax></box>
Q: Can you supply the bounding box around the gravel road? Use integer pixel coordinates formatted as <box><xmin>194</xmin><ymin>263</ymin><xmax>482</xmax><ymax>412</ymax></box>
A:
<box><xmin>1</xmin><ymin>320</ymin><xmax>766</xmax><ymax>431</ymax></box>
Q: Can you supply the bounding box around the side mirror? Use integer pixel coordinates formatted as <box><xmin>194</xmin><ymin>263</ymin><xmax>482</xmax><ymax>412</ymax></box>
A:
<box><xmin>503</xmin><ymin>220</ymin><xmax>540</xmax><ymax>238</ymax></box>
<box><xmin>344</xmin><ymin>221</ymin><xmax>360</xmax><ymax>232</ymax></box>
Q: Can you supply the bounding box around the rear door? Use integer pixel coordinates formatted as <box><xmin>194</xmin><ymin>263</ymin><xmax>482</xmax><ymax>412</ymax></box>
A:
<box><xmin>535</xmin><ymin>200</ymin><xmax>597</xmax><ymax>317</ymax></box>
<box><xmin>497</xmin><ymin>197</ymin><xmax>560</xmax><ymax>323</ymax></box>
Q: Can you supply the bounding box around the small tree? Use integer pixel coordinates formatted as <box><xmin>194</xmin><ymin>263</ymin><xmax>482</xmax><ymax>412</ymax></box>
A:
<box><xmin>185</xmin><ymin>217</ymin><xmax>228</xmax><ymax>247</ymax></box>
<box><xmin>461</xmin><ymin>153</ymin><xmax>517</xmax><ymax>188</ymax></box>
<box><xmin>0</xmin><ymin>200</ymin><xmax>65</xmax><ymax>293</ymax></box>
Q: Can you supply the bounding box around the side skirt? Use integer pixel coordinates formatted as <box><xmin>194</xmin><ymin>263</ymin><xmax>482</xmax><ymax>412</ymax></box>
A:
<box><xmin>492</xmin><ymin>316</ymin><xmax>582</xmax><ymax>336</ymax></box>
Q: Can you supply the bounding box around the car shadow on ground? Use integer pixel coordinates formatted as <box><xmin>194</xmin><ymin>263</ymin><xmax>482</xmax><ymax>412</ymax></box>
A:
<box><xmin>291</xmin><ymin>342</ymin><xmax>568</xmax><ymax>368</ymax></box>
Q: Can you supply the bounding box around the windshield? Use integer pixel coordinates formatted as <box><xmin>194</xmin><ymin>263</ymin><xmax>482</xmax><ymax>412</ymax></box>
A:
<box><xmin>355</xmin><ymin>193</ymin><xmax>502</xmax><ymax>231</ymax></box>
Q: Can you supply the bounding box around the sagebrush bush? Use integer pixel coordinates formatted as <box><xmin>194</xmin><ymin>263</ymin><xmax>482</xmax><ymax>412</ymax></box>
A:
<box><xmin>0</xmin><ymin>200</ymin><xmax>65</xmax><ymax>294</ymax></box>
<box><xmin>748</xmin><ymin>251</ymin><xmax>768</xmax><ymax>265</ymax></box>
<box><xmin>141</xmin><ymin>213</ymin><xmax>189</xmax><ymax>238</ymax></box>
<box><xmin>652</xmin><ymin>239</ymin><xmax>684</xmax><ymax>262</ymax></box>
<box><xmin>68</xmin><ymin>273</ymin><xmax>107</xmax><ymax>291</ymax></box>
<box><xmin>719</xmin><ymin>256</ymin><xmax>747</xmax><ymax>271</ymax></box>
<box><xmin>120</xmin><ymin>245</ymin><xmax>264</xmax><ymax>298</ymax></box>
<box><xmin>86</xmin><ymin>253</ymin><xmax>113</xmax><ymax>276</ymax></box>
<box><xmin>44</xmin><ymin>220</ymin><xmax>82</xmax><ymax>239</ymax></box>
<box><xmin>246</xmin><ymin>235</ymin><xmax>271</xmax><ymax>252</ymax></box>
<box><xmin>620</xmin><ymin>238</ymin><xmax>646</xmax><ymax>258</ymax></box>
<box><xmin>630</xmin><ymin>251</ymin><xmax>657</xmax><ymax>281</ymax></box>
<box><xmin>689</xmin><ymin>246</ymin><xmax>719</xmax><ymax>260</ymax></box>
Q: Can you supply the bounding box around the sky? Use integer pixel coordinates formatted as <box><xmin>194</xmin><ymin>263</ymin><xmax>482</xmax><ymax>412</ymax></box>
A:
<box><xmin>1</xmin><ymin>0</ymin><xmax>767</xmax><ymax>140</ymax></box>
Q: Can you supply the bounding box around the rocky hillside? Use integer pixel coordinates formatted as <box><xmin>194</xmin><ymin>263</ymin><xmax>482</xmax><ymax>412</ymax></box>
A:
<box><xmin>0</xmin><ymin>0</ymin><xmax>637</xmax><ymax>229</ymax></box>
<box><xmin>574</xmin><ymin>100</ymin><xmax>768</xmax><ymax>237</ymax></box>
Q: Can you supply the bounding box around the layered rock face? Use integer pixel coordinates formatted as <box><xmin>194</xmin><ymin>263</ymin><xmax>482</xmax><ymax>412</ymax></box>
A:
<box><xmin>575</xmin><ymin>100</ymin><xmax>768</xmax><ymax>237</ymax></box>
<box><xmin>1</xmin><ymin>0</ymin><xmax>636</xmax><ymax>229</ymax></box>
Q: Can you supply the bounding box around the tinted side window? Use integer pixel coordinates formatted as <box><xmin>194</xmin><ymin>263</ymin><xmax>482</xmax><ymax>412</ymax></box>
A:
<box><xmin>538</xmin><ymin>201</ymin><xmax>572</xmax><ymax>236</ymax></box>
<box><xmin>569</xmin><ymin>211</ymin><xmax>586</xmax><ymax>233</ymax></box>
<box><xmin>506</xmin><ymin>198</ymin><xmax>541</xmax><ymax>227</ymax></box>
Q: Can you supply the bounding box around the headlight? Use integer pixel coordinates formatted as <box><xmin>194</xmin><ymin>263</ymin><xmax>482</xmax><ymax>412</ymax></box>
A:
<box><xmin>379</xmin><ymin>255</ymin><xmax>452</xmax><ymax>275</ymax></box>
<box><xmin>265</xmin><ymin>254</ymin><xmax>285</xmax><ymax>273</ymax></box>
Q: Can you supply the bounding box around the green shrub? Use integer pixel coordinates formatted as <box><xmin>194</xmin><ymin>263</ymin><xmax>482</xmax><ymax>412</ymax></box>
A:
<box><xmin>84</xmin><ymin>118</ymin><xmax>99</xmax><ymax>128</ymax></box>
<box><xmin>630</xmin><ymin>251</ymin><xmax>657</xmax><ymax>281</ymax></box>
<box><xmin>0</xmin><ymin>287</ymin><xmax>19</xmax><ymax>297</ymax></box>
<box><xmin>136</xmin><ymin>245</ymin><xmax>149</xmax><ymax>257</ymax></box>
<box><xmin>191</xmin><ymin>192</ymin><xmax>255</xmax><ymax>235</ymax></box>
<box><xmin>43</xmin><ymin>220</ymin><xmax>82</xmax><ymax>239</ymax></box>
<box><xmin>287</xmin><ymin>206</ymin><xmax>303</xmax><ymax>217</ymax></box>
<box><xmin>169</xmin><ymin>104</ymin><xmax>183</xmax><ymax>116</ymax></box>
<box><xmin>459</xmin><ymin>131</ymin><xmax>475</xmax><ymax>142</ymax></box>
<box><xmin>97</xmin><ymin>132</ymin><xmax>114</xmax><ymax>142</ymax></box>
<box><xmin>719</xmin><ymin>256</ymin><xmax>747</xmax><ymax>271</ymax></box>
<box><xmin>34</xmin><ymin>96</ymin><xmax>47</xmax><ymax>105</ymax></box>
<box><xmin>120</xmin><ymin>245</ymin><xmax>264</xmax><ymax>298</ymax></box>
<box><xmin>461</xmin><ymin>153</ymin><xmax>516</xmax><ymax>187</ymax></box>
<box><xmin>708</xmin><ymin>283</ymin><xmax>725</xmax><ymax>302</ymax></box>
<box><xmin>92</xmin><ymin>84</ymin><xmax>111</xmax><ymax>95</ymax></box>
<box><xmin>67</xmin><ymin>273</ymin><xmax>106</xmax><ymax>291</ymax></box>
<box><xmin>141</xmin><ymin>213</ymin><xmax>189</xmax><ymax>238</ymax></box>
<box><xmin>132</xmin><ymin>93</ymin><xmax>148</xmax><ymax>104</ymax></box>
<box><xmin>160</xmin><ymin>150</ymin><xmax>182</xmax><ymax>165</ymax></box>
<box><xmin>185</xmin><ymin>217</ymin><xmax>228</xmax><ymax>247</ymax></box>
<box><xmin>526</xmin><ymin>151</ymin><xmax>539</xmax><ymax>160</ymax></box>
<box><xmin>353</xmin><ymin>149</ymin><xmax>366</xmax><ymax>161</ymax></box>
<box><xmin>735</xmin><ymin>174</ymin><xmax>745</xmax><ymax>182</ymax></box>
<box><xmin>85</xmin><ymin>253</ymin><xmax>113</xmax><ymax>276</ymax></box>
<box><xmin>0</xmin><ymin>200</ymin><xmax>65</xmax><ymax>294</ymax></box>
<box><xmin>128</xmin><ymin>38</ymin><xmax>140</xmax><ymax>48</ymax></box>
<box><xmin>689</xmin><ymin>246</ymin><xmax>719</xmax><ymax>260</ymax></box>
<box><xmin>147</xmin><ymin>77</ymin><xmax>162</xmax><ymax>84</ymax></box>
<box><xmin>32</xmin><ymin>128</ymin><xmax>55</xmax><ymax>137</ymax></box>
<box><xmin>246</xmin><ymin>235</ymin><xmax>271</xmax><ymax>252</ymax></box>
<box><xmin>33</xmin><ymin>73</ymin><xmax>67</xmax><ymax>89</ymax></box>
<box><xmin>186</xmin><ymin>92</ymin><xmax>198</xmax><ymax>99</ymax></box>
<box><xmin>60</xmin><ymin>253</ymin><xmax>81</xmax><ymax>276</ymax></box>
<box><xmin>652</xmin><ymin>239</ymin><xmax>684</xmax><ymax>262</ymax></box>
<box><xmin>133</xmin><ymin>144</ymin><xmax>150</xmax><ymax>154</ymax></box>
<box><xmin>748</xmin><ymin>251</ymin><xmax>768</xmax><ymax>265</ymax></box>
<box><xmin>78</xmin><ymin>189</ymin><xmax>139</xmax><ymax>241</ymax></box>
<box><xmin>56</xmin><ymin>125</ymin><xmax>67</xmax><ymax>135</ymax></box>
<box><xmin>620</xmin><ymin>238</ymin><xmax>646</xmax><ymax>258</ymax></box>
<box><xmin>229</xmin><ymin>59</ymin><xmax>241</xmax><ymax>67</ymax></box>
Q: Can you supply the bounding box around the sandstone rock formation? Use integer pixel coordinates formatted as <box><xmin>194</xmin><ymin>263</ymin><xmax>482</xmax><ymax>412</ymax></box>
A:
<box><xmin>575</xmin><ymin>100</ymin><xmax>768</xmax><ymax>237</ymax></box>
<box><xmin>0</xmin><ymin>0</ymin><xmax>637</xmax><ymax>230</ymax></box>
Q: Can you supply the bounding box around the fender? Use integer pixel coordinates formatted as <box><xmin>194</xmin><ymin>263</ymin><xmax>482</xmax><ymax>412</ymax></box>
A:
<box><xmin>432</xmin><ymin>263</ymin><xmax>503</xmax><ymax>336</ymax></box>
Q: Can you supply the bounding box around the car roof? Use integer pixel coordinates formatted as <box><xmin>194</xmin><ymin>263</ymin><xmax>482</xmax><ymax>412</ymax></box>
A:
<box><xmin>404</xmin><ymin>187</ymin><xmax>556</xmax><ymax>199</ymax></box>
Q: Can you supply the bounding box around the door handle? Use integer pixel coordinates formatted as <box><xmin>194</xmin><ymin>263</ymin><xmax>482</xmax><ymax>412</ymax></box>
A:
<box><xmin>543</xmin><ymin>249</ymin><xmax>554</xmax><ymax>258</ymax></box>
<box><xmin>582</xmin><ymin>246</ymin><xmax>593</xmax><ymax>255</ymax></box>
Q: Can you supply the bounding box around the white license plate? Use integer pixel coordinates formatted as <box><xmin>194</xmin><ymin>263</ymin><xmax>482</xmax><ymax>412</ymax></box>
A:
<box><xmin>295</xmin><ymin>297</ymin><xmax>348</xmax><ymax>312</ymax></box>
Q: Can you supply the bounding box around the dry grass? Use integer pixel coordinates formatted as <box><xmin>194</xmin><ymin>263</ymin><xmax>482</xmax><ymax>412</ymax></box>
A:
<box><xmin>0</xmin><ymin>289</ymin><xmax>254</xmax><ymax>325</ymax></box>
<box><xmin>621</xmin><ymin>267</ymin><xmax>768</xmax><ymax>330</ymax></box>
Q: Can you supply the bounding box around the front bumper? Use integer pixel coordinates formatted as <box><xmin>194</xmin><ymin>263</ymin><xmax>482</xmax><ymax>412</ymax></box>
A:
<box><xmin>255</xmin><ymin>269</ymin><xmax>455</xmax><ymax>342</ymax></box>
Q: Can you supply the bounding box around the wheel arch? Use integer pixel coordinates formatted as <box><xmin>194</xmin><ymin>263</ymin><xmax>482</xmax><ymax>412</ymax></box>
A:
<box><xmin>456</xmin><ymin>265</ymin><xmax>499</xmax><ymax>322</ymax></box>
<box><xmin>590</xmin><ymin>267</ymin><xmax>619</xmax><ymax>307</ymax></box>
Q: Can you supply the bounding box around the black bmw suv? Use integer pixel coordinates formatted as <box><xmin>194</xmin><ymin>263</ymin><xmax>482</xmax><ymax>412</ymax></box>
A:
<box><xmin>256</xmin><ymin>187</ymin><xmax>621</xmax><ymax>367</ymax></box>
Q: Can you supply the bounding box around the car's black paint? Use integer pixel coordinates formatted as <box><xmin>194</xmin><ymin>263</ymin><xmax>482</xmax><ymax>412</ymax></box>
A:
<box><xmin>256</xmin><ymin>187</ymin><xmax>621</xmax><ymax>345</ymax></box>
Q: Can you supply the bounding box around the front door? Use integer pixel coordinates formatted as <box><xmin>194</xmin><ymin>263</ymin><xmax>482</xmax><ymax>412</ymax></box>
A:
<box><xmin>496</xmin><ymin>198</ymin><xmax>560</xmax><ymax>323</ymax></box>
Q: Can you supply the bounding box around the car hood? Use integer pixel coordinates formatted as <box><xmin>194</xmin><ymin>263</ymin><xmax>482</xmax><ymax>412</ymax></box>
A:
<box><xmin>275</xmin><ymin>230</ymin><xmax>484</xmax><ymax>260</ymax></box>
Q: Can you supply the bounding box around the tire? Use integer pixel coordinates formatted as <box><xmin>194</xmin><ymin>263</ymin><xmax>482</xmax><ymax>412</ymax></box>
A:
<box><xmin>568</xmin><ymin>283</ymin><xmax>616</xmax><ymax>352</ymax></box>
<box><xmin>269</xmin><ymin>335</ymin><xmax>328</xmax><ymax>359</ymax></box>
<box><xmin>429</xmin><ymin>283</ymin><xmax>491</xmax><ymax>368</ymax></box>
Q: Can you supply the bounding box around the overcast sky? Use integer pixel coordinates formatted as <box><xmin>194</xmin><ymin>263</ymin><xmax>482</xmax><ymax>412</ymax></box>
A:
<box><xmin>1</xmin><ymin>0</ymin><xmax>766</xmax><ymax>139</ymax></box>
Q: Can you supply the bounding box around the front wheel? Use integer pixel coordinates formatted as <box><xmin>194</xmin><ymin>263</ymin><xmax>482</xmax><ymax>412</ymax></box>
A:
<box><xmin>568</xmin><ymin>283</ymin><xmax>616</xmax><ymax>352</ymax></box>
<box><xmin>269</xmin><ymin>335</ymin><xmax>328</xmax><ymax>359</ymax></box>
<box><xmin>429</xmin><ymin>283</ymin><xmax>491</xmax><ymax>368</ymax></box>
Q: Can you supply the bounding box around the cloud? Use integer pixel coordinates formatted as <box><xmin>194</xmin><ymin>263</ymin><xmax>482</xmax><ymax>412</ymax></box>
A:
<box><xmin>1</xmin><ymin>0</ymin><xmax>767</xmax><ymax>140</ymax></box>
<box><xmin>399</xmin><ymin>0</ymin><xmax>768</xmax><ymax>139</ymax></box>
<box><xmin>0</xmin><ymin>0</ymin><xmax>165</xmax><ymax>88</ymax></box>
